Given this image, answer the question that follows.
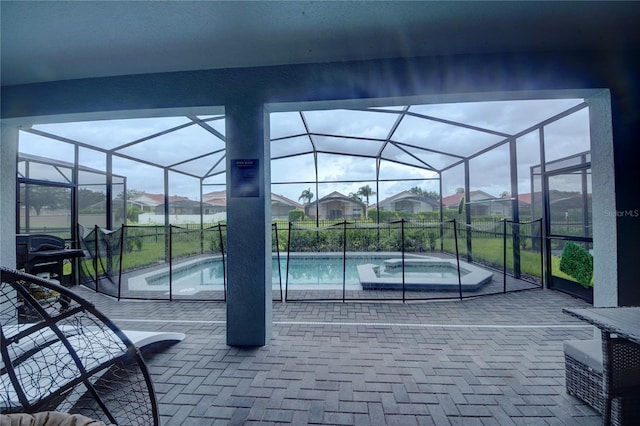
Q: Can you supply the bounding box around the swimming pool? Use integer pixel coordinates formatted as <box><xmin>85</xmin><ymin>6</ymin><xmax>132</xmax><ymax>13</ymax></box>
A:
<box><xmin>126</xmin><ymin>253</ymin><xmax>492</xmax><ymax>293</ymax></box>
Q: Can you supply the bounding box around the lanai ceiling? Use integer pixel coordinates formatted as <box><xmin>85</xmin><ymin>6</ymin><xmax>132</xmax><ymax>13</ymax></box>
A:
<box><xmin>5</xmin><ymin>1</ymin><xmax>618</xmax><ymax>189</ymax></box>
<box><xmin>2</xmin><ymin>1</ymin><xmax>639</xmax><ymax>87</ymax></box>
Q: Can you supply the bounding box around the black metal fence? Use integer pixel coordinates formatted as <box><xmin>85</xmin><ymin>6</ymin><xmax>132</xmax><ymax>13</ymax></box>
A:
<box><xmin>78</xmin><ymin>219</ymin><xmax>543</xmax><ymax>302</ymax></box>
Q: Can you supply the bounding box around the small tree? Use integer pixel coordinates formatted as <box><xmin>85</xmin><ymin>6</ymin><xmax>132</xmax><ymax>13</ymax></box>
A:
<box><xmin>424</xmin><ymin>190</ymin><xmax>440</xmax><ymax>200</ymax></box>
<box><xmin>410</xmin><ymin>186</ymin><xmax>439</xmax><ymax>200</ymax></box>
<box><xmin>26</xmin><ymin>186</ymin><xmax>69</xmax><ymax>215</ymax></box>
<box><xmin>410</xmin><ymin>186</ymin><xmax>424</xmax><ymax>196</ymax></box>
<box><xmin>126</xmin><ymin>204</ymin><xmax>142</xmax><ymax>223</ymax></box>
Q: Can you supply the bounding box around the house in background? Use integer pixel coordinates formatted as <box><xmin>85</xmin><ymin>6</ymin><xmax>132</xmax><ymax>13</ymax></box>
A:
<box><xmin>202</xmin><ymin>191</ymin><xmax>228</xmax><ymax>215</ymax></box>
<box><xmin>442</xmin><ymin>190</ymin><xmax>511</xmax><ymax>217</ymax></box>
<box><xmin>271</xmin><ymin>193</ymin><xmax>304</xmax><ymax>219</ymax></box>
<box><xmin>162</xmin><ymin>199</ymin><xmax>213</xmax><ymax>215</ymax></box>
<box><xmin>375</xmin><ymin>190</ymin><xmax>440</xmax><ymax>214</ymax></box>
<box><xmin>130</xmin><ymin>193</ymin><xmax>190</xmax><ymax>212</ymax></box>
<box><xmin>133</xmin><ymin>193</ymin><xmax>224</xmax><ymax>224</ymax></box>
<box><xmin>203</xmin><ymin>191</ymin><xmax>302</xmax><ymax>219</ymax></box>
<box><xmin>305</xmin><ymin>191</ymin><xmax>366</xmax><ymax>220</ymax></box>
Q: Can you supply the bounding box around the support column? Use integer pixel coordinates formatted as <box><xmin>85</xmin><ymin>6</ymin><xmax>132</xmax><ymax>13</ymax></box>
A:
<box><xmin>1</xmin><ymin>123</ymin><xmax>18</xmax><ymax>268</ymax></box>
<box><xmin>225</xmin><ymin>100</ymin><xmax>272</xmax><ymax>346</ymax></box>
<box><xmin>1</xmin><ymin>122</ymin><xmax>19</xmax><ymax>325</ymax></box>
<box><xmin>589</xmin><ymin>91</ymin><xmax>617</xmax><ymax>307</ymax></box>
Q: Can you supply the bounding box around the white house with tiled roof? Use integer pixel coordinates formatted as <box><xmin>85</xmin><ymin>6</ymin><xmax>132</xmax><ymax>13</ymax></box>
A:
<box><xmin>375</xmin><ymin>190</ymin><xmax>440</xmax><ymax>214</ymax></box>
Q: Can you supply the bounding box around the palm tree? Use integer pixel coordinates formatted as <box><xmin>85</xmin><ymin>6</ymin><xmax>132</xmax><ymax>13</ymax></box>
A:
<box><xmin>357</xmin><ymin>185</ymin><xmax>376</xmax><ymax>218</ymax></box>
<box><xmin>357</xmin><ymin>185</ymin><xmax>375</xmax><ymax>205</ymax></box>
<box><xmin>348</xmin><ymin>192</ymin><xmax>363</xmax><ymax>202</ymax></box>
<box><xmin>298</xmin><ymin>188</ymin><xmax>314</xmax><ymax>204</ymax></box>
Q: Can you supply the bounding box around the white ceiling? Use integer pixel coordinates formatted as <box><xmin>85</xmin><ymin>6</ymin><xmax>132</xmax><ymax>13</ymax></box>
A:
<box><xmin>2</xmin><ymin>1</ymin><xmax>639</xmax><ymax>87</ymax></box>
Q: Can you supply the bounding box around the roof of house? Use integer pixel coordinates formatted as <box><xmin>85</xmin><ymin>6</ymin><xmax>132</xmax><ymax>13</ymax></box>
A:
<box><xmin>203</xmin><ymin>191</ymin><xmax>303</xmax><ymax>208</ymax></box>
<box><xmin>376</xmin><ymin>190</ymin><xmax>440</xmax><ymax>208</ymax></box>
<box><xmin>169</xmin><ymin>199</ymin><xmax>209</xmax><ymax>208</ymax></box>
<box><xmin>441</xmin><ymin>190</ymin><xmax>496</xmax><ymax>208</ymax></box>
<box><xmin>132</xmin><ymin>193</ymin><xmax>190</xmax><ymax>206</ymax></box>
<box><xmin>316</xmin><ymin>191</ymin><xmax>365</xmax><ymax>206</ymax></box>
<box><xmin>202</xmin><ymin>190</ymin><xmax>225</xmax><ymax>203</ymax></box>
<box><xmin>271</xmin><ymin>193</ymin><xmax>304</xmax><ymax>209</ymax></box>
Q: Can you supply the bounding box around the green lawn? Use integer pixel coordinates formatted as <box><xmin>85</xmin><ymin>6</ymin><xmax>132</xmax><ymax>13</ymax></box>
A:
<box><xmin>441</xmin><ymin>236</ymin><xmax>543</xmax><ymax>278</ymax></box>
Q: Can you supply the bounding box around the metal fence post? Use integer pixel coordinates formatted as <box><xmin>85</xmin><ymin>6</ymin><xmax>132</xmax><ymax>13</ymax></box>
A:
<box><xmin>118</xmin><ymin>226</ymin><xmax>124</xmax><ymax>301</ymax></box>
<box><xmin>93</xmin><ymin>225</ymin><xmax>99</xmax><ymax>292</ymax></box>
<box><xmin>286</xmin><ymin>222</ymin><xmax>292</xmax><ymax>302</ymax></box>
<box><xmin>274</xmin><ymin>222</ymin><xmax>283</xmax><ymax>302</ymax></box>
<box><xmin>401</xmin><ymin>219</ymin><xmax>406</xmax><ymax>304</ymax></box>
<box><xmin>503</xmin><ymin>219</ymin><xmax>507</xmax><ymax>293</ymax></box>
<box><xmin>342</xmin><ymin>220</ymin><xmax>347</xmax><ymax>303</ymax></box>
<box><xmin>169</xmin><ymin>225</ymin><xmax>173</xmax><ymax>302</ymax></box>
<box><xmin>453</xmin><ymin>219</ymin><xmax>462</xmax><ymax>300</ymax></box>
<box><xmin>218</xmin><ymin>223</ymin><xmax>226</xmax><ymax>302</ymax></box>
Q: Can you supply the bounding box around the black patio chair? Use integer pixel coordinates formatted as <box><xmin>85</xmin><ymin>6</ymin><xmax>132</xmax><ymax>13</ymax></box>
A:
<box><xmin>0</xmin><ymin>267</ymin><xmax>160</xmax><ymax>425</ymax></box>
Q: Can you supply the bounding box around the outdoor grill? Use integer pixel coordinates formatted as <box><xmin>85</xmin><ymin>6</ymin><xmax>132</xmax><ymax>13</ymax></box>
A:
<box><xmin>16</xmin><ymin>234</ymin><xmax>84</xmax><ymax>285</ymax></box>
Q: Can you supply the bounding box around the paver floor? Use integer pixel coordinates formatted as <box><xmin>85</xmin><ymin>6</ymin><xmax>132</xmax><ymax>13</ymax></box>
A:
<box><xmin>74</xmin><ymin>286</ymin><xmax>601</xmax><ymax>425</ymax></box>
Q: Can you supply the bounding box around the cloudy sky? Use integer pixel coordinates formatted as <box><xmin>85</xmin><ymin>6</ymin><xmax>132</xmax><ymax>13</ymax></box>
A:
<box><xmin>19</xmin><ymin>97</ymin><xmax>591</xmax><ymax>205</ymax></box>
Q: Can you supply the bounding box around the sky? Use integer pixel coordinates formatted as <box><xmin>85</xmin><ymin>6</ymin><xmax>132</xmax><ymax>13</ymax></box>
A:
<box><xmin>19</xmin><ymin>97</ymin><xmax>591</xmax><ymax>206</ymax></box>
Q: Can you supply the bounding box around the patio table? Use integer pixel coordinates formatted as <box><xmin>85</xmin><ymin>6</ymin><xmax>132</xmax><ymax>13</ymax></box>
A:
<box><xmin>563</xmin><ymin>307</ymin><xmax>640</xmax><ymax>426</ymax></box>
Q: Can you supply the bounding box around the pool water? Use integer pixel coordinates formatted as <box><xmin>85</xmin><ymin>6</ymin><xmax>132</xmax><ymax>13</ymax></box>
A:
<box><xmin>140</xmin><ymin>255</ymin><xmax>390</xmax><ymax>289</ymax></box>
<box><xmin>379</xmin><ymin>264</ymin><xmax>459</xmax><ymax>279</ymax></box>
<box><xmin>131</xmin><ymin>254</ymin><xmax>491</xmax><ymax>293</ymax></box>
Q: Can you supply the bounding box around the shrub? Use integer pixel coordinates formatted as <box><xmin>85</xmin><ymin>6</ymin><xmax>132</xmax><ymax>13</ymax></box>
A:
<box><xmin>427</xmin><ymin>231</ymin><xmax>437</xmax><ymax>250</ymax></box>
<box><xmin>559</xmin><ymin>242</ymin><xmax>593</xmax><ymax>287</ymax></box>
<box><xmin>288</xmin><ymin>209</ymin><xmax>305</xmax><ymax>222</ymax></box>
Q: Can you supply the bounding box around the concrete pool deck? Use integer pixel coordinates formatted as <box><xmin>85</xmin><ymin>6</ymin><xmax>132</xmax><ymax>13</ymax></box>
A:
<box><xmin>72</xmin><ymin>285</ymin><xmax>601</xmax><ymax>425</ymax></box>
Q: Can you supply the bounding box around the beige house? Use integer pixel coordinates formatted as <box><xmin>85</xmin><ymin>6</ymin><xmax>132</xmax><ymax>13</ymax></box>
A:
<box><xmin>271</xmin><ymin>193</ymin><xmax>304</xmax><ymax>219</ymax></box>
<box><xmin>203</xmin><ymin>191</ymin><xmax>302</xmax><ymax>219</ymax></box>
<box><xmin>305</xmin><ymin>191</ymin><xmax>366</xmax><ymax>220</ymax></box>
<box><xmin>375</xmin><ymin>190</ymin><xmax>440</xmax><ymax>214</ymax></box>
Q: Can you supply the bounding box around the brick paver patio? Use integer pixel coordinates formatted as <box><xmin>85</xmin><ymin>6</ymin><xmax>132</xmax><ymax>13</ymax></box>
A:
<box><xmin>75</xmin><ymin>286</ymin><xmax>601</xmax><ymax>425</ymax></box>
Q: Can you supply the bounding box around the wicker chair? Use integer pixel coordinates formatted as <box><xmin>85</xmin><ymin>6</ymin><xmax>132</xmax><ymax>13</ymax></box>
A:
<box><xmin>565</xmin><ymin>335</ymin><xmax>640</xmax><ymax>426</ymax></box>
<box><xmin>1</xmin><ymin>267</ymin><xmax>160</xmax><ymax>425</ymax></box>
<box><xmin>564</xmin><ymin>338</ymin><xmax>605</xmax><ymax>413</ymax></box>
<box><xmin>601</xmin><ymin>332</ymin><xmax>640</xmax><ymax>426</ymax></box>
